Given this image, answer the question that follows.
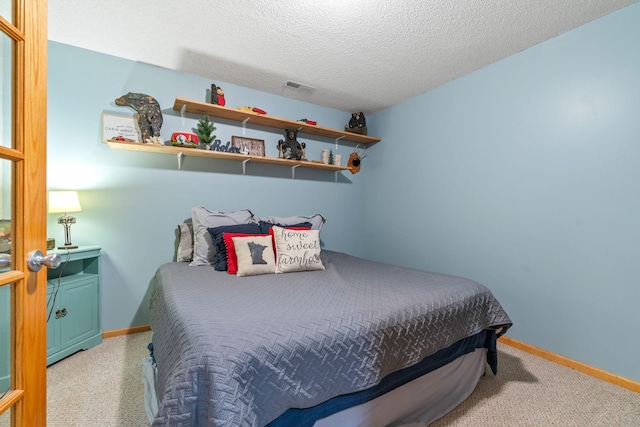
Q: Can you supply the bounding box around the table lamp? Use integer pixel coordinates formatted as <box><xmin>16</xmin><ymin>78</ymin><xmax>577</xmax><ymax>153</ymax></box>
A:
<box><xmin>48</xmin><ymin>191</ymin><xmax>82</xmax><ymax>249</ymax></box>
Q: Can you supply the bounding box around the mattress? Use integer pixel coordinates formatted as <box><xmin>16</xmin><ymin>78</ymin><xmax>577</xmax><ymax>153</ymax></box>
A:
<box><xmin>149</xmin><ymin>250</ymin><xmax>512</xmax><ymax>426</ymax></box>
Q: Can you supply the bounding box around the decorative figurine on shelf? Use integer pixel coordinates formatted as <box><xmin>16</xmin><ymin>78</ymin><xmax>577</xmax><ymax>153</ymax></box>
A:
<box><xmin>210</xmin><ymin>84</ymin><xmax>226</xmax><ymax>106</ymax></box>
<box><xmin>297</xmin><ymin>118</ymin><xmax>317</xmax><ymax>125</ymax></box>
<box><xmin>146</xmin><ymin>136</ymin><xmax>164</xmax><ymax>145</ymax></box>
<box><xmin>194</xmin><ymin>114</ymin><xmax>217</xmax><ymax>149</ymax></box>
<box><xmin>115</xmin><ymin>92</ymin><xmax>163</xmax><ymax>143</ymax></box>
<box><xmin>345</xmin><ymin>112</ymin><xmax>367</xmax><ymax>135</ymax></box>
<box><xmin>216</xmin><ymin>87</ymin><xmax>225</xmax><ymax>106</ymax></box>
<box><xmin>277</xmin><ymin>129</ymin><xmax>306</xmax><ymax>160</ymax></box>
<box><xmin>210</xmin><ymin>140</ymin><xmax>241</xmax><ymax>153</ymax></box>
<box><xmin>237</xmin><ymin>106</ymin><xmax>267</xmax><ymax>114</ymax></box>
<box><xmin>171</xmin><ymin>132</ymin><xmax>199</xmax><ymax>148</ymax></box>
<box><xmin>348</xmin><ymin>144</ymin><xmax>367</xmax><ymax>174</ymax></box>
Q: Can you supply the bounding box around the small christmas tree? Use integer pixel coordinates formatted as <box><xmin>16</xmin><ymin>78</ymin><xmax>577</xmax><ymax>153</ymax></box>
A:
<box><xmin>328</xmin><ymin>150</ymin><xmax>334</xmax><ymax>165</ymax></box>
<box><xmin>195</xmin><ymin>114</ymin><xmax>217</xmax><ymax>146</ymax></box>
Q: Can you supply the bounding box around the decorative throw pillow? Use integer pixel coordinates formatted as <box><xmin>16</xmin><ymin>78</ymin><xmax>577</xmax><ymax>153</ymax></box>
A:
<box><xmin>257</xmin><ymin>220</ymin><xmax>312</xmax><ymax>234</ymax></box>
<box><xmin>189</xmin><ymin>207</ymin><xmax>254</xmax><ymax>266</ymax></box>
<box><xmin>223</xmin><ymin>232</ymin><xmax>266</xmax><ymax>274</ymax></box>
<box><xmin>272</xmin><ymin>226</ymin><xmax>324</xmax><ymax>273</ymax></box>
<box><xmin>268</xmin><ymin>225</ymin><xmax>311</xmax><ymax>251</ymax></box>
<box><xmin>207</xmin><ymin>223</ymin><xmax>263</xmax><ymax>271</ymax></box>
<box><xmin>176</xmin><ymin>223</ymin><xmax>193</xmax><ymax>262</ymax></box>
<box><xmin>254</xmin><ymin>214</ymin><xmax>325</xmax><ymax>231</ymax></box>
<box><xmin>232</xmin><ymin>235</ymin><xmax>276</xmax><ymax>277</ymax></box>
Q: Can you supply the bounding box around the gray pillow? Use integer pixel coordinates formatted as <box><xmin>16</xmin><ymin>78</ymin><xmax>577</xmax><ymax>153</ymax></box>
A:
<box><xmin>189</xmin><ymin>207</ymin><xmax>254</xmax><ymax>266</ymax></box>
<box><xmin>176</xmin><ymin>223</ymin><xmax>193</xmax><ymax>262</ymax></box>
<box><xmin>254</xmin><ymin>214</ymin><xmax>325</xmax><ymax>231</ymax></box>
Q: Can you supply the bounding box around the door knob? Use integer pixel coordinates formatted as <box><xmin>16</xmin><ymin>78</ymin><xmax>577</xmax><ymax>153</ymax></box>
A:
<box><xmin>27</xmin><ymin>250</ymin><xmax>61</xmax><ymax>272</ymax></box>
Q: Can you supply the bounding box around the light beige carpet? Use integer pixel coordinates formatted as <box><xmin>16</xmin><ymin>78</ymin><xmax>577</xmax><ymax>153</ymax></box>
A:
<box><xmin>46</xmin><ymin>332</ymin><xmax>151</xmax><ymax>427</ymax></box>
<box><xmin>2</xmin><ymin>331</ymin><xmax>639</xmax><ymax>426</ymax></box>
<box><xmin>432</xmin><ymin>344</ymin><xmax>640</xmax><ymax>426</ymax></box>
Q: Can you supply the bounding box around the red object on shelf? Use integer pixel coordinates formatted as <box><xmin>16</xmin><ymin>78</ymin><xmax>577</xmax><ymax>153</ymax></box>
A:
<box><xmin>171</xmin><ymin>132</ymin><xmax>199</xmax><ymax>144</ymax></box>
<box><xmin>297</xmin><ymin>118</ymin><xmax>317</xmax><ymax>126</ymax></box>
<box><xmin>252</xmin><ymin>107</ymin><xmax>267</xmax><ymax>115</ymax></box>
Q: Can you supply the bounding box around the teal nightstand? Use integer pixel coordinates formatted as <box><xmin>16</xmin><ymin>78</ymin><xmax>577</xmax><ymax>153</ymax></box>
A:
<box><xmin>46</xmin><ymin>246</ymin><xmax>102</xmax><ymax>365</ymax></box>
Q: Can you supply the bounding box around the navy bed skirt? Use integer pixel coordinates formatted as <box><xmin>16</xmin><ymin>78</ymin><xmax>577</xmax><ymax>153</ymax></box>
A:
<box><xmin>267</xmin><ymin>329</ymin><xmax>497</xmax><ymax>427</ymax></box>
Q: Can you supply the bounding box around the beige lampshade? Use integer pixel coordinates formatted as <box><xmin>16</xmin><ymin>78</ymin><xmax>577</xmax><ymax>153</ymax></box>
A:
<box><xmin>48</xmin><ymin>191</ymin><xmax>82</xmax><ymax>214</ymax></box>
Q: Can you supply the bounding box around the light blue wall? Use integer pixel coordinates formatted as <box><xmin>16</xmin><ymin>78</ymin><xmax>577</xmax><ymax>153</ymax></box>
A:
<box><xmin>47</xmin><ymin>42</ymin><xmax>368</xmax><ymax>330</ymax></box>
<box><xmin>47</xmin><ymin>3</ymin><xmax>640</xmax><ymax>383</ymax></box>
<box><xmin>366</xmin><ymin>4</ymin><xmax>640</xmax><ymax>382</ymax></box>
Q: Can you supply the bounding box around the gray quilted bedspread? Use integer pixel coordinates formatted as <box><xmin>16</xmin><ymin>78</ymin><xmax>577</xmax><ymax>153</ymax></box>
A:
<box><xmin>149</xmin><ymin>250</ymin><xmax>511</xmax><ymax>426</ymax></box>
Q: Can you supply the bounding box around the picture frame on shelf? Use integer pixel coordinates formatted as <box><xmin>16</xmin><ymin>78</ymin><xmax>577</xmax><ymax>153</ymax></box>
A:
<box><xmin>101</xmin><ymin>113</ymin><xmax>141</xmax><ymax>143</ymax></box>
<box><xmin>231</xmin><ymin>136</ymin><xmax>265</xmax><ymax>156</ymax></box>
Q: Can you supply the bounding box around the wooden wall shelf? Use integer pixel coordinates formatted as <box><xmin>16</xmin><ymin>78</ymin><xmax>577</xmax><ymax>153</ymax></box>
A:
<box><xmin>107</xmin><ymin>141</ymin><xmax>351</xmax><ymax>177</ymax></box>
<box><xmin>172</xmin><ymin>98</ymin><xmax>381</xmax><ymax>145</ymax></box>
<box><xmin>106</xmin><ymin>96</ymin><xmax>375</xmax><ymax>179</ymax></box>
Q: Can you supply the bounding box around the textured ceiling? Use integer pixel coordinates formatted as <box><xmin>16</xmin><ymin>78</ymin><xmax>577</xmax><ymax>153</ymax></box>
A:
<box><xmin>48</xmin><ymin>0</ymin><xmax>637</xmax><ymax>114</ymax></box>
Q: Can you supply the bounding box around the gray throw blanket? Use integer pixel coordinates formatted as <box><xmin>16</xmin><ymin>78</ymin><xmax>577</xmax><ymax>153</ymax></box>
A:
<box><xmin>150</xmin><ymin>250</ymin><xmax>512</xmax><ymax>426</ymax></box>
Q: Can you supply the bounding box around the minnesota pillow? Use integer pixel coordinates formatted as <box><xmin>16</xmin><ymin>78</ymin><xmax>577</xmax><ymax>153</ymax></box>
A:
<box><xmin>223</xmin><ymin>232</ymin><xmax>266</xmax><ymax>275</ymax></box>
<box><xmin>232</xmin><ymin>235</ymin><xmax>276</xmax><ymax>277</ymax></box>
<box><xmin>207</xmin><ymin>223</ymin><xmax>263</xmax><ymax>271</ymax></box>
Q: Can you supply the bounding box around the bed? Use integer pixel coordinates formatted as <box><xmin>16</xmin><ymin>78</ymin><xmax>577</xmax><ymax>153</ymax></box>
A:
<box><xmin>147</xmin><ymin>238</ymin><xmax>512</xmax><ymax>426</ymax></box>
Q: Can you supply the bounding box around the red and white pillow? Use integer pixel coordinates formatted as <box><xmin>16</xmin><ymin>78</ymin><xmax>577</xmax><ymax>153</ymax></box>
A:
<box><xmin>223</xmin><ymin>232</ymin><xmax>264</xmax><ymax>275</ymax></box>
<box><xmin>231</xmin><ymin>235</ymin><xmax>276</xmax><ymax>277</ymax></box>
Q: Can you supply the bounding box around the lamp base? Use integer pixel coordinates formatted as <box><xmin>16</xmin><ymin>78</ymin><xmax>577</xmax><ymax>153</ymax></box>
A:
<box><xmin>58</xmin><ymin>245</ymin><xmax>78</xmax><ymax>250</ymax></box>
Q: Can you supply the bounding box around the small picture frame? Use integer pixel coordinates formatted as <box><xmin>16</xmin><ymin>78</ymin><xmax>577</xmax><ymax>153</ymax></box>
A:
<box><xmin>231</xmin><ymin>136</ymin><xmax>265</xmax><ymax>156</ymax></box>
<box><xmin>102</xmin><ymin>113</ymin><xmax>141</xmax><ymax>143</ymax></box>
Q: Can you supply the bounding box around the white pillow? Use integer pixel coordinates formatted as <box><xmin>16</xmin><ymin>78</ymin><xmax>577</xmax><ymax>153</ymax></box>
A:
<box><xmin>272</xmin><ymin>226</ymin><xmax>324</xmax><ymax>273</ymax></box>
<box><xmin>189</xmin><ymin>207</ymin><xmax>254</xmax><ymax>266</ymax></box>
<box><xmin>232</xmin><ymin>235</ymin><xmax>276</xmax><ymax>277</ymax></box>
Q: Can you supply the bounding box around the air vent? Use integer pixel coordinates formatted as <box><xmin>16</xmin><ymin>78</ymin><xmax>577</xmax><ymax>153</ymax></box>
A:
<box><xmin>285</xmin><ymin>81</ymin><xmax>316</xmax><ymax>92</ymax></box>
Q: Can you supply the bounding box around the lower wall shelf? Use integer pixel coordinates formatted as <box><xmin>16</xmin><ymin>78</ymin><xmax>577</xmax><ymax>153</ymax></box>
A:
<box><xmin>107</xmin><ymin>141</ymin><xmax>350</xmax><ymax>177</ymax></box>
